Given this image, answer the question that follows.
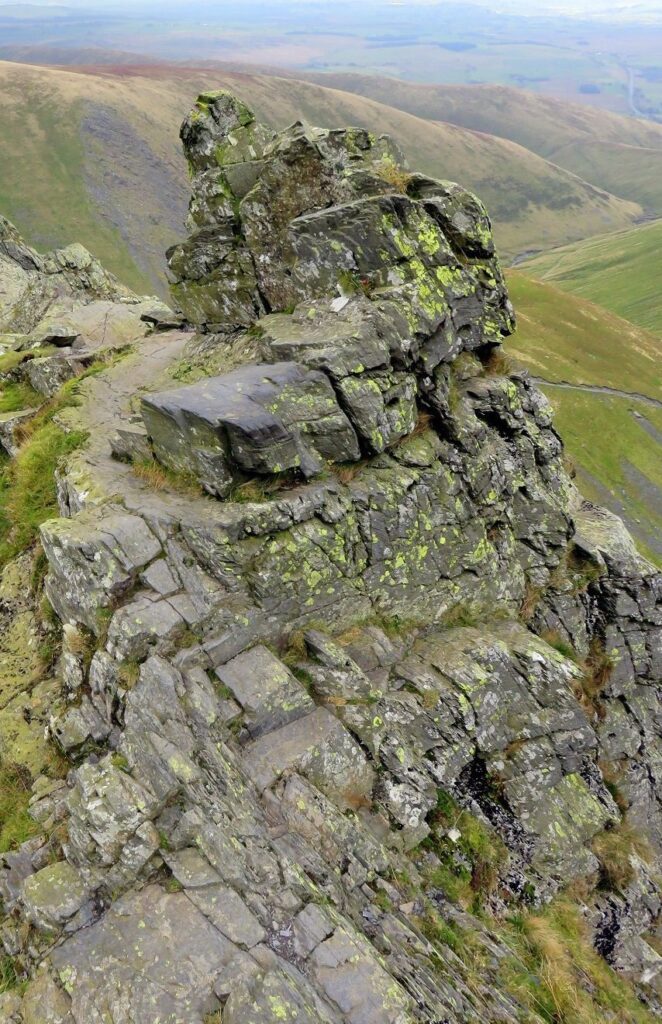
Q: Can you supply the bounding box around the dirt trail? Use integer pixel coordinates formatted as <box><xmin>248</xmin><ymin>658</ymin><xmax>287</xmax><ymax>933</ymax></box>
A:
<box><xmin>62</xmin><ymin>329</ymin><xmax>226</xmax><ymax>523</ymax></box>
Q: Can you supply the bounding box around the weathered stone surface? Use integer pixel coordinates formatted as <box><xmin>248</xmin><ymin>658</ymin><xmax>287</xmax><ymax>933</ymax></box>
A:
<box><xmin>186</xmin><ymin>882</ymin><xmax>266</xmax><ymax>947</ymax></box>
<box><xmin>216</xmin><ymin>644</ymin><xmax>313</xmax><ymax>738</ymax></box>
<box><xmin>20</xmin><ymin>862</ymin><xmax>88</xmax><ymax>933</ymax></box>
<box><xmin>19</xmin><ymin>969</ymin><xmax>73</xmax><ymax>1024</ymax></box>
<box><xmin>223</xmin><ymin>963</ymin><xmax>340</xmax><ymax>1024</ymax></box>
<box><xmin>49</xmin><ymin>885</ymin><xmax>236</xmax><ymax>1023</ymax></box>
<box><xmin>336</xmin><ymin>369</ymin><xmax>417</xmax><ymax>453</ymax></box>
<box><xmin>141</xmin><ymin>361</ymin><xmax>361</xmax><ymax>491</ymax></box>
<box><xmin>105</xmin><ymin>591</ymin><xmax>190</xmax><ymax>661</ymax></box>
<box><xmin>40</xmin><ymin>513</ymin><xmax>162</xmax><ymax>631</ymax></box>
<box><xmin>25</xmin><ymin>355</ymin><xmax>84</xmax><ymax>398</ymax></box>
<box><xmin>243</xmin><ymin>706</ymin><xmax>375</xmax><ymax>809</ymax></box>
<box><xmin>310</xmin><ymin>924</ymin><xmax>414</xmax><ymax>1023</ymax></box>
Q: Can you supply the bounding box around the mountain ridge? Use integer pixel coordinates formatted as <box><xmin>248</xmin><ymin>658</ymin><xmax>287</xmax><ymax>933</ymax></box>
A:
<box><xmin>0</xmin><ymin>58</ymin><xmax>645</xmax><ymax>295</ymax></box>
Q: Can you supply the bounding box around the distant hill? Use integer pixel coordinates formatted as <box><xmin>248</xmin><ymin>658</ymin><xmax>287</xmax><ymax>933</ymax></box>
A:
<box><xmin>305</xmin><ymin>75</ymin><xmax>662</xmax><ymax>219</ymax></box>
<box><xmin>0</xmin><ymin>59</ymin><xmax>644</xmax><ymax>293</ymax></box>
<box><xmin>518</xmin><ymin>220</ymin><xmax>662</xmax><ymax>335</ymax></box>
<box><xmin>506</xmin><ymin>272</ymin><xmax>662</xmax><ymax>564</ymax></box>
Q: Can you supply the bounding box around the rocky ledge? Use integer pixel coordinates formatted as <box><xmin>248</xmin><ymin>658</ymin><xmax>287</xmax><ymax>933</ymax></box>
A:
<box><xmin>0</xmin><ymin>91</ymin><xmax>660</xmax><ymax>1024</ymax></box>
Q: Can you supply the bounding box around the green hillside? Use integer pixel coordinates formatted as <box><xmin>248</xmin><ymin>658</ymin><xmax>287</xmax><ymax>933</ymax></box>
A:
<box><xmin>507</xmin><ymin>272</ymin><xmax>662</xmax><ymax>564</ymax></box>
<box><xmin>306</xmin><ymin>75</ymin><xmax>662</xmax><ymax>218</ymax></box>
<box><xmin>0</xmin><ymin>60</ymin><xmax>644</xmax><ymax>293</ymax></box>
<box><xmin>518</xmin><ymin>221</ymin><xmax>662</xmax><ymax>335</ymax></box>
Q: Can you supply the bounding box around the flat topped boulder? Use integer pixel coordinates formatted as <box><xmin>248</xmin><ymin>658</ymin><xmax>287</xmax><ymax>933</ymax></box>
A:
<box><xmin>141</xmin><ymin>361</ymin><xmax>360</xmax><ymax>495</ymax></box>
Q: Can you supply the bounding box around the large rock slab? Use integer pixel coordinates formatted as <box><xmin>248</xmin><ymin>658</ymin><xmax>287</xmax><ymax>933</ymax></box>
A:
<box><xmin>243</xmin><ymin>706</ymin><xmax>375</xmax><ymax>809</ymax></box>
<box><xmin>216</xmin><ymin>644</ymin><xmax>314</xmax><ymax>738</ymax></box>
<box><xmin>40</xmin><ymin>512</ymin><xmax>162</xmax><ymax>632</ymax></box>
<box><xmin>49</xmin><ymin>885</ymin><xmax>236</xmax><ymax>1023</ymax></box>
<box><xmin>141</xmin><ymin>361</ymin><xmax>360</xmax><ymax>494</ymax></box>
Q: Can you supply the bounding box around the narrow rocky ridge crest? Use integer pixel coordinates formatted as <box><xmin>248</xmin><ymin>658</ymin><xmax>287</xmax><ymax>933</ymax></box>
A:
<box><xmin>0</xmin><ymin>90</ymin><xmax>660</xmax><ymax>1024</ymax></box>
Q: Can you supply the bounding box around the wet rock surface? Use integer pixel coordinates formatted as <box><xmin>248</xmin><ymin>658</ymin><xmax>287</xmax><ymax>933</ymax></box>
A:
<box><xmin>0</xmin><ymin>92</ymin><xmax>661</xmax><ymax>1023</ymax></box>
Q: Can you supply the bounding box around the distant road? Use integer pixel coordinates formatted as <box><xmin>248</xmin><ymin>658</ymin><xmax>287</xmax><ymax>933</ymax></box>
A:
<box><xmin>532</xmin><ymin>377</ymin><xmax>662</xmax><ymax>410</ymax></box>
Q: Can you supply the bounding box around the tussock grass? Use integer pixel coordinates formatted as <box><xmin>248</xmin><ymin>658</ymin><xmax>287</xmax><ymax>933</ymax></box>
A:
<box><xmin>498</xmin><ymin>898</ymin><xmax>658</xmax><ymax>1023</ymax></box>
<box><xmin>0</xmin><ymin>381</ymin><xmax>41</xmax><ymax>415</ymax></box>
<box><xmin>0</xmin><ymin>423</ymin><xmax>88</xmax><ymax>563</ymax></box>
<box><xmin>328</xmin><ymin>460</ymin><xmax>369</xmax><ymax>485</ymax></box>
<box><xmin>132</xmin><ymin>457</ymin><xmax>201</xmax><ymax>496</ymax></box>
<box><xmin>0</xmin><ymin>760</ymin><xmax>37</xmax><ymax>853</ymax></box>
<box><xmin>0</xmin><ymin>955</ymin><xmax>21</xmax><ymax>994</ymax></box>
<box><xmin>540</xmin><ymin>629</ymin><xmax>578</xmax><ymax>663</ymax></box>
<box><xmin>569</xmin><ymin>641</ymin><xmax>617</xmax><ymax>719</ymax></box>
<box><xmin>420</xmin><ymin>787</ymin><xmax>507</xmax><ymax>908</ymax></box>
<box><xmin>519</xmin><ymin>580</ymin><xmax>543</xmax><ymax>624</ymax></box>
<box><xmin>592</xmin><ymin>821</ymin><xmax>653</xmax><ymax>893</ymax></box>
<box><xmin>374</xmin><ymin>156</ymin><xmax>412</xmax><ymax>193</ymax></box>
<box><xmin>481</xmin><ymin>347</ymin><xmax>516</xmax><ymax>377</ymax></box>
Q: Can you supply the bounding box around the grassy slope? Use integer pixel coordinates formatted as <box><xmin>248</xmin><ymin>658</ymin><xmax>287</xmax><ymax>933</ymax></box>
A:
<box><xmin>305</xmin><ymin>74</ymin><xmax>662</xmax><ymax>218</ymax></box>
<box><xmin>517</xmin><ymin>220</ymin><xmax>662</xmax><ymax>335</ymax></box>
<box><xmin>0</xmin><ymin>60</ymin><xmax>644</xmax><ymax>294</ymax></box>
<box><xmin>506</xmin><ymin>272</ymin><xmax>662</xmax><ymax>393</ymax></box>
<box><xmin>507</xmin><ymin>272</ymin><xmax>662</xmax><ymax>565</ymax></box>
<box><xmin>0</xmin><ymin>67</ymin><xmax>156</xmax><ymax>294</ymax></box>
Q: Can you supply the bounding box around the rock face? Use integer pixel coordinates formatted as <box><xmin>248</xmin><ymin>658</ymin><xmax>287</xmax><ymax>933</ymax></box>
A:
<box><xmin>0</xmin><ymin>215</ymin><xmax>176</xmax><ymax>417</ymax></box>
<box><xmin>1</xmin><ymin>91</ymin><xmax>662</xmax><ymax>1024</ymax></box>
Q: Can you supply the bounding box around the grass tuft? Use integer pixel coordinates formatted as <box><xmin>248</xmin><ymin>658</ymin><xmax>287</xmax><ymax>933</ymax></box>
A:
<box><xmin>481</xmin><ymin>347</ymin><xmax>516</xmax><ymax>377</ymax></box>
<box><xmin>497</xmin><ymin>897</ymin><xmax>658</xmax><ymax>1023</ymax></box>
<box><xmin>132</xmin><ymin>457</ymin><xmax>201</xmax><ymax>496</ymax></box>
<box><xmin>0</xmin><ymin>760</ymin><xmax>36</xmax><ymax>853</ymax></box>
<box><xmin>592</xmin><ymin>821</ymin><xmax>653</xmax><ymax>893</ymax></box>
<box><xmin>0</xmin><ymin>380</ymin><xmax>41</xmax><ymax>415</ymax></box>
<box><xmin>419</xmin><ymin>787</ymin><xmax>507</xmax><ymax>909</ymax></box>
<box><xmin>519</xmin><ymin>580</ymin><xmax>543</xmax><ymax>624</ymax></box>
<box><xmin>0</xmin><ymin>955</ymin><xmax>21</xmax><ymax>994</ymax></box>
<box><xmin>374</xmin><ymin>156</ymin><xmax>412</xmax><ymax>193</ymax></box>
<box><xmin>0</xmin><ymin>423</ymin><xmax>88</xmax><ymax>563</ymax></box>
<box><xmin>540</xmin><ymin>629</ymin><xmax>579</xmax><ymax>663</ymax></box>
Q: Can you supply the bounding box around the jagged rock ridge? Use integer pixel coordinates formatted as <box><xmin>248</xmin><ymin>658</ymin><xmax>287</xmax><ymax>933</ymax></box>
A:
<box><xmin>0</xmin><ymin>90</ymin><xmax>660</xmax><ymax>1024</ymax></box>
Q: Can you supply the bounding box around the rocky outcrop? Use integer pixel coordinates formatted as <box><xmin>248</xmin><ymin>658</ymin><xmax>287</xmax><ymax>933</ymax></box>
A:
<box><xmin>0</xmin><ymin>92</ymin><xmax>661</xmax><ymax>1024</ymax></box>
<box><xmin>0</xmin><ymin>215</ymin><xmax>176</xmax><ymax>416</ymax></box>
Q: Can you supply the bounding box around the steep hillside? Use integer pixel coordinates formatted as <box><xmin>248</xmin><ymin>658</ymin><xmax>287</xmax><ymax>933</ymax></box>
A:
<box><xmin>519</xmin><ymin>220</ymin><xmax>662</xmax><ymax>335</ymax></box>
<box><xmin>506</xmin><ymin>273</ymin><xmax>662</xmax><ymax>563</ymax></box>
<box><xmin>0</xmin><ymin>60</ymin><xmax>644</xmax><ymax>293</ymax></box>
<box><xmin>306</xmin><ymin>74</ymin><xmax>662</xmax><ymax>217</ymax></box>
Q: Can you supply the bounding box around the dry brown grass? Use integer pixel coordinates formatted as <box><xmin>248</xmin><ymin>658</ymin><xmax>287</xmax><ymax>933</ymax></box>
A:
<box><xmin>570</xmin><ymin>641</ymin><xmax>618</xmax><ymax>719</ymax></box>
<box><xmin>409</xmin><ymin>410</ymin><xmax>434</xmax><ymax>438</ymax></box>
<box><xmin>599</xmin><ymin>760</ymin><xmax>629</xmax><ymax>814</ymax></box>
<box><xmin>132</xmin><ymin>458</ymin><xmax>200</xmax><ymax>496</ymax></box>
<box><xmin>540</xmin><ymin>628</ymin><xmax>578</xmax><ymax>663</ymax></box>
<box><xmin>375</xmin><ymin>157</ymin><xmax>412</xmax><ymax>193</ymax></box>
<box><xmin>64</xmin><ymin>625</ymin><xmax>95</xmax><ymax>659</ymax></box>
<box><xmin>592</xmin><ymin>821</ymin><xmax>653</xmax><ymax>892</ymax></box>
<box><xmin>118</xmin><ymin>660</ymin><xmax>141</xmax><ymax>690</ymax></box>
<box><xmin>519</xmin><ymin>580</ymin><xmax>543</xmax><ymax>623</ymax></box>
<box><xmin>482</xmin><ymin>347</ymin><xmax>516</xmax><ymax>376</ymax></box>
<box><xmin>328</xmin><ymin>460</ymin><xmax>369</xmax><ymax>485</ymax></box>
<box><xmin>524</xmin><ymin>913</ymin><xmax>583</xmax><ymax>1019</ymax></box>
